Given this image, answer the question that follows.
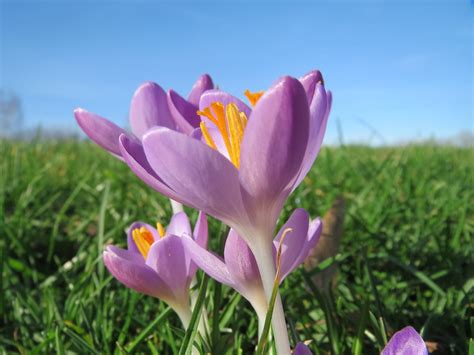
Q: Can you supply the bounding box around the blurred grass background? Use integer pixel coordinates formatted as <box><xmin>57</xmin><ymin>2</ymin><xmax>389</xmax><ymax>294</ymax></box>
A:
<box><xmin>0</xmin><ymin>140</ymin><xmax>472</xmax><ymax>354</ymax></box>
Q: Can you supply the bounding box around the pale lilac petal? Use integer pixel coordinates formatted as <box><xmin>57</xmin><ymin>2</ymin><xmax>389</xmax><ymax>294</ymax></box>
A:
<box><xmin>299</xmin><ymin>69</ymin><xmax>323</xmax><ymax>105</ymax></box>
<box><xmin>293</xmin><ymin>85</ymin><xmax>330</xmax><ymax>188</ymax></box>
<box><xmin>167</xmin><ymin>90</ymin><xmax>200</xmax><ymax>134</ymax></box>
<box><xmin>199</xmin><ymin>90</ymin><xmax>252</xmax><ymax>119</ymax></box>
<box><xmin>182</xmin><ymin>236</ymin><xmax>236</xmax><ymax>287</ymax></box>
<box><xmin>146</xmin><ymin>236</ymin><xmax>192</xmax><ymax>301</ymax></box>
<box><xmin>224</xmin><ymin>229</ymin><xmax>262</xmax><ymax>289</ymax></box>
<box><xmin>294</xmin><ymin>342</ymin><xmax>312</xmax><ymax>355</ymax></box>
<box><xmin>239</xmin><ymin>77</ymin><xmax>310</xmax><ymax>228</ymax></box>
<box><xmin>126</xmin><ymin>221</ymin><xmax>159</xmax><ymax>254</ymax></box>
<box><xmin>166</xmin><ymin>211</ymin><xmax>192</xmax><ymax>237</ymax></box>
<box><xmin>193</xmin><ymin>211</ymin><xmax>208</xmax><ymax>248</ymax></box>
<box><xmin>142</xmin><ymin>128</ymin><xmax>248</xmax><ymax>227</ymax></box>
<box><xmin>118</xmin><ymin>134</ymin><xmax>183</xmax><ymax>202</ymax></box>
<box><xmin>287</xmin><ymin>217</ymin><xmax>322</xmax><ymax>276</ymax></box>
<box><xmin>188</xmin><ymin>74</ymin><xmax>214</xmax><ymax>106</ymax></box>
<box><xmin>202</xmin><ymin>126</ymin><xmax>230</xmax><ymax>160</ymax></box>
<box><xmin>272</xmin><ymin>209</ymin><xmax>309</xmax><ymax>281</ymax></box>
<box><xmin>382</xmin><ymin>326</ymin><xmax>428</xmax><ymax>355</ymax></box>
<box><xmin>103</xmin><ymin>248</ymin><xmax>173</xmax><ymax>299</ymax></box>
<box><xmin>130</xmin><ymin>81</ymin><xmax>175</xmax><ymax>138</ymax></box>
<box><xmin>74</xmin><ymin>108</ymin><xmax>127</xmax><ymax>157</ymax></box>
<box><xmin>106</xmin><ymin>245</ymin><xmax>144</xmax><ymax>264</ymax></box>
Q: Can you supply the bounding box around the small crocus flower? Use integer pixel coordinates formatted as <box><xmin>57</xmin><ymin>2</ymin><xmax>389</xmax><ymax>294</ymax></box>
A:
<box><xmin>293</xmin><ymin>342</ymin><xmax>312</xmax><ymax>355</ymax></box>
<box><xmin>74</xmin><ymin>74</ymin><xmax>214</xmax><ymax>159</ymax></box>
<box><xmin>182</xmin><ymin>209</ymin><xmax>322</xmax><ymax>332</ymax></box>
<box><xmin>103</xmin><ymin>211</ymin><xmax>208</xmax><ymax>328</ymax></box>
<box><xmin>382</xmin><ymin>326</ymin><xmax>428</xmax><ymax>355</ymax></box>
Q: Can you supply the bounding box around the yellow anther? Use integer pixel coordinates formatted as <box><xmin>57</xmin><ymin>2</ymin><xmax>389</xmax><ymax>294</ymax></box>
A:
<box><xmin>197</xmin><ymin>101</ymin><xmax>248</xmax><ymax>168</ymax></box>
<box><xmin>244</xmin><ymin>89</ymin><xmax>264</xmax><ymax>107</ymax></box>
<box><xmin>199</xmin><ymin>122</ymin><xmax>218</xmax><ymax>150</ymax></box>
<box><xmin>132</xmin><ymin>227</ymin><xmax>154</xmax><ymax>259</ymax></box>
<box><xmin>156</xmin><ymin>222</ymin><xmax>166</xmax><ymax>238</ymax></box>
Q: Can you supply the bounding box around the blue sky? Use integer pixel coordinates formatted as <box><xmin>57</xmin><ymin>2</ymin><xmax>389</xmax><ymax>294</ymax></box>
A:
<box><xmin>1</xmin><ymin>0</ymin><xmax>472</xmax><ymax>144</ymax></box>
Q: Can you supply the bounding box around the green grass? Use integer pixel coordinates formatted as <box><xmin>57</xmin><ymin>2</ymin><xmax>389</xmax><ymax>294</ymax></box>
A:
<box><xmin>1</xmin><ymin>139</ymin><xmax>472</xmax><ymax>354</ymax></box>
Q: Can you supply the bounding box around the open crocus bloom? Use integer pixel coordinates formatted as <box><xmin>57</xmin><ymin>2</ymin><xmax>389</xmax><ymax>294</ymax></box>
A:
<box><xmin>382</xmin><ymin>326</ymin><xmax>428</xmax><ymax>355</ymax></box>
<box><xmin>74</xmin><ymin>74</ymin><xmax>214</xmax><ymax>159</ymax></box>
<box><xmin>182</xmin><ymin>209</ymin><xmax>322</xmax><ymax>322</ymax></box>
<box><xmin>119</xmin><ymin>71</ymin><xmax>331</xmax><ymax>245</ymax></box>
<box><xmin>103</xmin><ymin>211</ymin><xmax>208</xmax><ymax>327</ymax></box>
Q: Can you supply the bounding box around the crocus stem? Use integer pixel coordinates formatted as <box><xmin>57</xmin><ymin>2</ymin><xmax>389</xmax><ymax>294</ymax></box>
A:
<box><xmin>253</xmin><ymin>242</ymin><xmax>291</xmax><ymax>354</ymax></box>
<box><xmin>169</xmin><ymin>198</ymin><xmax>183</xmax><ymax>214</ymax></box>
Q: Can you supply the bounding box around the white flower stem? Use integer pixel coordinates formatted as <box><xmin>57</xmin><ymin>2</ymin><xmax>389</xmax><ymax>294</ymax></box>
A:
<box><xmin>169</xmin><ymin>199</ymin><xmax>183</xmax><ymax>214</ymax></box>
<box><xmin>253</xmin><ymin>242</ymin><xmax>291</xmax><ymax>354</ymax></box>
<box><xmin>173</xmin><ymin>304</ymin><xmax>200</xmax><ymax>355</ymax></box>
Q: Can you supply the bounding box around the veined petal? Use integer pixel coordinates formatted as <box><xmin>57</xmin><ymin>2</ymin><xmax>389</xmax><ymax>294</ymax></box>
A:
<box><xmin>103</xmin><ymin>247</ymin><xmax>173</xmax><ymax>300</ymax></box>
<box><xmin>118</xmin><ymin>134</ymin><xmax>183</xmax><ymax>202</ymax></box>
<box><xmin>193</xmin><ymin>211</ymin><xmax>208</xmax><ymax>248</ymax></box>
<box><xmin>142</xmin><ymin>128</ymin><xmax>248</xmax><ymax>228</ymax></box>
<box><xmin>224</xmin><ymin>229</ymin><xmax>262</xmax><ymax>290</ymax></box>
<box><xmin>168</xmin><ymin>89</ymin><xmax>200</xmax><ymax>134</ymax></box>
<box><xmin>127</xmin><ymin>221</ymin><xmax>159</xmax><ymax>254</ymax></box>
<box><xmin>199</xmin><ymin>90</ymin><xmax>252</xmax><ymax>121</ymax></box>
<box><xmin>288</xmin><ymin>217</ymin><xmax>322</xmax><ymax>275</ymax></box>
<box><xmin>273</xmin><ymin>209</ymin><xmax>309</xmax><ymax>281</ymax></box>
<box><xmin>167</xmin><ymin>211</ymin><xmax>192</xmax><ymax>237</ymax></box>
<box><xmin>239</xmin><ymin>77</ymin><xmax>309</xmax><ymax>228</ymax></box>
<box><xmin>299</xmin><ymin>69</ymin><xmax>323</xmax><ymax>105</ymax></box>
<box><xmin>293</xmin><ymin>85</ymin><xmax>330</xmax><ymax>189</ymax></box>
<box><xmin>130</xmin><ymin>81</ymin><xmax>175</xmax><ymax>138</ymax></box>
<box><xmin>74</xmin><ymin>108</ymin><xmax>127</xmax><ymax>158</ymax></box>
<box><xmin>146</xmin><ymin>235</ymin><xmax>192</xmax><ymax>301</ymax></box>
<box><xmin>188</xmin><ymin>74</ymin><xmax>214</xmax><ymax>106</ymax></box>
<box><xmin>382</xmin><ymin>326</ymin><xmax>428</xmax><ymax>355</ymax></box>
<box><xmin>182</xmin><ymin>236</ymin><xmax>236</xmax><ymax>287</ymax></box>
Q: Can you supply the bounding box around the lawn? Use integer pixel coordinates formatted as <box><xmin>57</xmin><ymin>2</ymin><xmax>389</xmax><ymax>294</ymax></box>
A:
<box><xmin>1</xmin><ymin>140</ymin><xmax>472</xmax><ymax>354</ymax></box>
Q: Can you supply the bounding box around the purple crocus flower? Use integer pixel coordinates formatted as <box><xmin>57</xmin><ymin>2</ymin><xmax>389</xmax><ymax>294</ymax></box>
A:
<box><xmin>293</xmin><ymin>342</ymin><xmax>312</xmax><ymax>355</ymax></box>
<box><xmin>382</xmin><ymin>326</ymin><xmax>428</xmax><ymax>355</ymax></box>
<box><xmin>103</xmin><ymin>211</ymin><xmax>208</xmax><ymax>327</ymax></box>
<box><xmin>74</xmin><ymin>74</ymin><xmax>214</xmax><ymax>159</ymax></box>
<box><xmin>182</xmin><ymin>209</ymin><xmax>322</xmax><ymax>333</ymax></box>
<box><xmin>117</xmin><ymin>70</ymin><xmax>330</xmax><ymax>353</ymax></box>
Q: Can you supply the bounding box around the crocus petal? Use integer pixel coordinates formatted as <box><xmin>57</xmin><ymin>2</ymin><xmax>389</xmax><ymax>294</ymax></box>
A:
<box><xmin>129</xmin><ymin>82</ymin><xmax>175</xmax><ymax>138</ymax></box>
<box><xmin>239</xmin><ymin>77</ymin><xmax>310</xmax><ymax>228</ymax></box>
<box><xmin>204</xmin><ymin>126</ymin><xmax>230</xmax><ymax>160</ymax></box>
<box><xmin>74</xmin><ymin>108</ymin><xmax>127</xmax><ymax>157</ymax></box>
<box><xmin>118</xmin><ymin>134</ymin><xmax>183</xmax><ymax>202</ymax></box>
<box><xmin>193</xmin><ymin>211</ymin><xmax>208</xmax><ymax>248</ymax></box>
<box><xmin>167</xmin><ymin>211</ymin><xmax>192</xmax><ymax>237</ymax></box>
<box><xmin>127</xmin><ymin>221</ymin><xmax>159</xmax><ymax>254</ymax></box>
<box><xmin>167</xmin><ymin>90</ymin><xmax>200</xmax><ymax>134</ymax></box>
<box><xmin>103</xmin><ymin>248</ymin><xmax>173</xmax><ymax>300</ymax></box>
<box><xmin>382</xmin><ymin>326</ymin><xmax>428</xmax><ymax>355</ymax></box>
<box><xmin>294</xmin><ymin>342</ymin><xmax>312</xmax><ymax>355</ymax></box>
<box><xmin>287</xmin><ymin>217</ymin><xmax>322</xmax><ymax>276</ymax></box>
<box><xmin>224</xmin><ymin>229</ymin><xmax>262</xmax><ymax>290</ymax></box>
<box><xmin>188</xmin><ymin>74</ymin><xmax>214</xmax><ymax>106</ymax></box>
<box><xmin>142</xmin><ymin>128</ymin><xmax>247</xmax><ymax>227</ymax></box>
<box><xmin>106</xmin><ymin>245</ymin><xmax>144</xmax><ymax>264</ymax></box>
<box><xmin>293</xmin><ymin>85</ymin><xmax>330</xmax><ymax>188</ymax></box>
<box><xmin>182</xmin><ymin>236</ymin><xmax>236</xmax><ymax>287</ymax></box>
<box><xmin>199</xmin><ymin>90</ymin><xmax>252</xmax><ymax>119</ymax></box>
<box><xmin>293</xmin><ymin>342</ymin><xmax>312</xmax><ymax>355</ymax></box>
<box><xmin>273</xmin><ymin>209</ymin><xmax>309</xmax><ymax>281</ymax></box>
<box><xmin>146</xmin><ymin>235</ymin><xmax>192</xmax><ymax>301</ymax></box>
<box><xmin>299</xmin><ymin>70</ymin><xmax>323</xmax><ymax>105</ymax></box>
